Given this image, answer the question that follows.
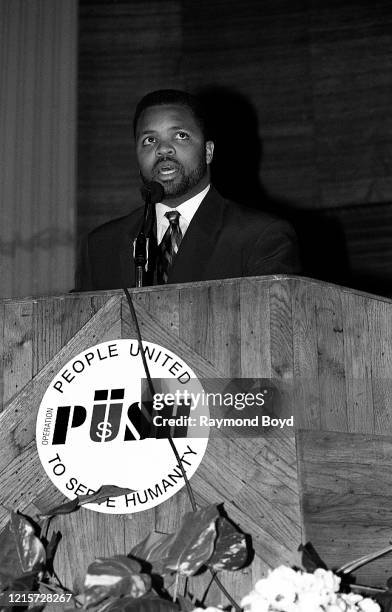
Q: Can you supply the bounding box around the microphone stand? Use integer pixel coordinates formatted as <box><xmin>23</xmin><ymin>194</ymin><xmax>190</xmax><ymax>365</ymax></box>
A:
<box><xmin>134</xmin><ymin>182</ymin><xmax>163</xmax><ymax>287</ymax></box>
<box><xmin>134</xmin><ymin>194</ymin><xmax>151</xmax><ymax>288</ymax></box>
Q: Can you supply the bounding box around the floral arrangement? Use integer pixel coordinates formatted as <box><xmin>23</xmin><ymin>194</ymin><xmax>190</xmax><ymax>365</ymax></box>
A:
<box><xmin>1</xmin><ymin>495</ymin><xmax>391</xmax><ymax>612</ymax></box>
<box><xmin>240</xmin><ymin>566</ymin><xmax>380</xmax><ymax>612</ymax></box>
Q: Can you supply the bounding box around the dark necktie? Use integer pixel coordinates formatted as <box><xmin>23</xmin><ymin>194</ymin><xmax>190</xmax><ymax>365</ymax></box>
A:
<box><xmin>158</xmin><ymin>210</ymin><xmax>183</xmax><ymax>283</ymax></box>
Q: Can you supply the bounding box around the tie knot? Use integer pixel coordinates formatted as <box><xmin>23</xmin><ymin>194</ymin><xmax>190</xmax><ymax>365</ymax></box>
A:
<box><xmin>165</xmin><ymin>210</ymin><xmax>180</xmax><ymax>226</ymax></box>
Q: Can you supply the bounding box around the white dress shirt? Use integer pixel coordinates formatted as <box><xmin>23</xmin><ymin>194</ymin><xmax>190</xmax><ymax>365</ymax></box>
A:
<box><xmin>155</xmin><ymin>185</ymin><xmax>210</xmax><ymax>245</ymax></box>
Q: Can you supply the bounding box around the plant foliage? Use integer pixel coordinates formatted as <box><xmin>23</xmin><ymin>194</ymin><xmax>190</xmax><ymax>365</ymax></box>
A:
<box><xmin>0</xmin><ymin>500</ymin><xmax>249</xmax><ymax>611</ymax></box>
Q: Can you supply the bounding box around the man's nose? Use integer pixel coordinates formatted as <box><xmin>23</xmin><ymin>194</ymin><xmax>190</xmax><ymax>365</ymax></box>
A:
<box><xmin>156</xmin><ymin>140</ymin><xmax>175</xmax><ymax>156</ymax></box>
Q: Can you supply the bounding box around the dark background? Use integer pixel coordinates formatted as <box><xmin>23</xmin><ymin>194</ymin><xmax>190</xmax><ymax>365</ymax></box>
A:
<box><xmin>78</xmin><ymin>0</ymin><xmax>392</xmax><ymax>296</ymax></box>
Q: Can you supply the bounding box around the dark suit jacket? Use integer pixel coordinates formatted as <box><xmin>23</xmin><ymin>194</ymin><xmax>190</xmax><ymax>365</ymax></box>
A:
<box><xmin>77</xmin><ymin>187</ymin><xmax>300</xmax><ymax>291</ymax></box>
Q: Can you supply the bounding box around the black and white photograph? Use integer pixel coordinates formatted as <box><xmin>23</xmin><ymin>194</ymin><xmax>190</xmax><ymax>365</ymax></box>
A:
<box><xmin>1</xmin><ymin>1</ymin><xmax>392</xmax><ymax>609</ymax></box>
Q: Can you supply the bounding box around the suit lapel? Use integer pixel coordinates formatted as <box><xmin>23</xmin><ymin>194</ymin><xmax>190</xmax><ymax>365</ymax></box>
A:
<box><xmin>168</xmin><ymin>187</ymin><xmax>226</xmax><ymax>283</ymax></box>
<box><xmin>119</xmin><ymin>223</ymin><xmax>136</xmax><ymax>288</ymax></box>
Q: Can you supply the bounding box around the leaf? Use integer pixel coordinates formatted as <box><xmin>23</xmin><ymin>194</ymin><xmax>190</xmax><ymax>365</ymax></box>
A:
<box><xmin>337</xmin><ymin>544</ymin><xmax>392</xmax><ymax>575</ymax></box>
<box><xmin>79</xmin><ymin>486</ymin><xmax>136</xmax><ymax>506</ymax></box>
<box><xmin>9</xmin><ymin>571</ymin><xmax>38</xmax><ymax>592</ymax></box>
<box><xmin>164</xmin><ymin>505</ymin><xmax>219</xmax><ymax>575</ymax></box>
<box><xmin>298</xmin><ymin>542</ymin><xmax>328</xmax><ymax>572</ymax></box>
<box><xmin>130</xmin><ymin>506</ymin><xmax>219</xmax><ymax>577</ymax></box>
<box><xmin>0</xmin><ymin>522</ymin><xmax>22</xmax><ymax>590</ymax></box>
<box><xmin>11</xmin><ymin>511</ymin><xmax>46</xmax><ymax>572</ymax></box>
<box><xmin>82</xmin><ymin>585</ymin><xmax>113</xmax><ymax>609</ymax></box>
<box><xmin>130</xmin><ymin>505</ymin><xmax>219</xmax><ymax>576</ymax></box>
<box><xmin>39</xmin><ymin>498</ymin><xmax>80</xmax><ymax>519</ymax></box>
<box><xmin>208</xmin><ymin>517</ymin><xmax>248</xmax><ymax>571</ymax></box>
<box><xmin>85</xmin><ymin>556</ymin><xmax>142</xmax><ymax>583</ymax></box>
<box><xmin>82</xmin><ymin>555</ymin><xmax>151</xmax><ymax>607</ymax></box>
<box><xmin>0</xmin><ymin>512</ymin><xmax>45</xmax><ymax>590</ymax></box>
<box><xmin>93</xmin><ymin>597</ymin><xmax>119</xmax><ymax>612</ymax></box>
<box><xmin>39</xmin><ymin>486</ymin><xmax>136</xmax><ymax>518</ymax></box>
<box><xmin>130</xmin><ymin>532</ymin><xmax>176</xmax><ymax>575</ymax></box>
<box><xmin>0</xmin><ymin>571</ymin><xmax>39</xmax><ymax>611</ymax></box>
<box><xmin>45</xmin><ymin>531</ymin><xmax>62</xmax><ymax>572</ymax></box>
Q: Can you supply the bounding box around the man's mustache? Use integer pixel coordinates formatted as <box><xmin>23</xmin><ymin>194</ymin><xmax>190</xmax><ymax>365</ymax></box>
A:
<box><xmin>153</xmin><ymin>157</ymin><xmax>182</xmax><ymax>171</ymax></box>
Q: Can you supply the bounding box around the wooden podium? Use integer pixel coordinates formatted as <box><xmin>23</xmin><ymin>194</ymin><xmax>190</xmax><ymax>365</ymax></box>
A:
<box><xmin>1</xmin><ymin>276</ymin><xmax>392</xmax><ymax>598</ymax></box>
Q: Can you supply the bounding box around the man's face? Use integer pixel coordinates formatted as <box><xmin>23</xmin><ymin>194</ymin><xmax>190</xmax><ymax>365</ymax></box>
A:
<box><xmin>135</xmin><ymin>104</ymin><xmax>214</xmax><ymax>206</ymax></box>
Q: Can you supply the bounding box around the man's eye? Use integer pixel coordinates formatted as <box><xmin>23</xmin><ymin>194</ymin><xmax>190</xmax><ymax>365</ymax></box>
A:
<box><xmin>175</xmin><ymin>131</ymin><xmax>189</xmax><ymax>140</ymax></box>
<box><xmin>142</xmin><ymin>136</ymin><xmax>156</xmax><ymax>145</ymax></box>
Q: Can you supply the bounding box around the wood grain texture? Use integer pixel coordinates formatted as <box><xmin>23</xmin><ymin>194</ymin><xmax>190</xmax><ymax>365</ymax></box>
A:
<box><xmin>292</xmin><ymin>279</ymin><xmax>320</xmax><ymax>429</ymax></box>
<box><xmin>124</xmin><ymin>509</ymin><xmax>157</xmax><ymax>557</ymax></box>
<box><xmin>368</xmin><ymin>299</ymin><xmax>392</xmax><ymax>434</ymax></box>
<box><xmin>179</xmin><ymin>282</ymin><xmax>241</xmax><ymax>377</ymax></box>
<box><xmin>240</xmin><ymin>279</ymin><xmax>271</xmax><ymax>377</ymax></box>
<box><xmin>303</xmin><ymin>490</ymin><xmax>392</xmax><ymax>524</ymax></box>
<box><xmin>2</xmin><ymin>301</ymin><xmax>34</xmax><ymax>403</ymax></box>
<box><xmin>303</xmin><ymin>522</ymin><xmax>392</xmax><ymax>587</ymax></box>
<box><xmin>53</xmin><ymin>511</ymin><xmax>127</xmax><ymax>592</ymax></box>
<box><xmin>121</xmin><ymin>290</ymin><xmax>225</xmax><ymax>378</ymax></box>
<box><xmin>0</xmin><ymin>295</ymin><xmax>122</xmax><ymax>470</ymax></box>
<box><xmin>298</xmin><ymin>429</ymin><xmax>392</xmax><ymax>587</ymax></box>
<box><xmin>315</xmin><ymin>285</ymin><xmax>348</xmax><ymax>432</ymax></box>
<box><xmin>269</xmin><ymin>280</ymin><xmax>294</xmax><ymax>413</ymax></box>
<box><xmin>341</xmin><ymin>292</ymin><xmax>374</xmax><ymax>433</ymax></box>
<box><xmin>254</xmin><ymin>434</ymin><xmax>299</xmax><ymax>496</ymax></box>
<box><xmin>32</xmin><ymin>299</ymin><xmax>63</xmax><ymax>376</ymax></box>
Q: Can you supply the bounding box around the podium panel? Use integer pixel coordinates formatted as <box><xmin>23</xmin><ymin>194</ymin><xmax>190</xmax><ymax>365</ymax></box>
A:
<box><xmin>1</xmin><ymin>276</ymin><xmax>391</xmax><ymax>595</ymax></box>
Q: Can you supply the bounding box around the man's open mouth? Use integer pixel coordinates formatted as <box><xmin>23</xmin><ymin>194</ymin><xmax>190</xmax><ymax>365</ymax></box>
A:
<box><xmin>154</xmin><ymin>161</ymin><xmax>181</xmax><ymax>177</ymax></box>
<box><xmin>159</xmin><ymin>168</ymin><xmax>177</xmax><ymax>176</ymax></box>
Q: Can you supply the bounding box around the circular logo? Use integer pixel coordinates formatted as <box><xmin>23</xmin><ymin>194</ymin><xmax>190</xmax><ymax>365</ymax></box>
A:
<box><xmin>36</xmin><ymin>340</ymin><xmax>209</xmax><ymax>514</ymax></box>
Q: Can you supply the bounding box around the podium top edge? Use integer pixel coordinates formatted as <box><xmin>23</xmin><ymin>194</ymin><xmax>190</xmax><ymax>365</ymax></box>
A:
<box><xmin>2</xmin><ymin>275</ymin><xmax>392</xmax><ymax>306</ymax></box>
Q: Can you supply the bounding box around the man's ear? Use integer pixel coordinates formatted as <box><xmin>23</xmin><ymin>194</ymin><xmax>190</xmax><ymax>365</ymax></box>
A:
<box><xmin>205</xmin><ymin>141</ymin><xmax>214</xmax><ymax>165</ymax></box>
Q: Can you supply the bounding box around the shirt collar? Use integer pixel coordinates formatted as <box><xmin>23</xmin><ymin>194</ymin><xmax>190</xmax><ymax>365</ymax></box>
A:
<box><xmin>155</xmin><ymin>184</ymin><xmax>210</xmax><ymax>227</ymax></box>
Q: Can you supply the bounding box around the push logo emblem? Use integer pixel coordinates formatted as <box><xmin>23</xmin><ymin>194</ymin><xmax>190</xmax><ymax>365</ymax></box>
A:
<box><xmin>52</xmin><ymin>387</ymin><xmax>192</xmax><ymax>445</ymax></box>
<box><xmin>36</xmin><ymin>340</ymin><xmax>209</xmax><ymax>514</ymax></box>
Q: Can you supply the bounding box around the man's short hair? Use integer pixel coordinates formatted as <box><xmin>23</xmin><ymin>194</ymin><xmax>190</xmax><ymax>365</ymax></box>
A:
<box><xmin>133</xmin><ymin>89</ymin><xmax>208</xmax><ymax>139</ymax></box>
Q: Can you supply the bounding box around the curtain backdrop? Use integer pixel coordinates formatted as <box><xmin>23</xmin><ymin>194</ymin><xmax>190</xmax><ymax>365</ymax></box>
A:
<box><xmin>0</xmin><ymin>0</ymin><xmax>77</xmax><ymax>299</ymax></box>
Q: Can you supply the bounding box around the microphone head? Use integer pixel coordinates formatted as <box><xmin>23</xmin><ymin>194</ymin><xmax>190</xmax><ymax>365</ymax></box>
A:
<box><xmin>141</xmin><ymin>181</ymin><xmax>164</xmax><ymax>205</ymax></box>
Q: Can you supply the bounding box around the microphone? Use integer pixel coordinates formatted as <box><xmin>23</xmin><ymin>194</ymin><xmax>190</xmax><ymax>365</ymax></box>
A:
<box><xmin>141</xmin><ymin>181</ymin><xmax>164</xmax><ymax>236</ymax></box>
<box><xmin>134</xmin><ymin>181</ymin><xmax>164</xmax><ymax>287</ymax></box>
<box><xmin>141</xmin><ymin>181</ymin><xmax>164</xmax><ymax>207</ymax></box>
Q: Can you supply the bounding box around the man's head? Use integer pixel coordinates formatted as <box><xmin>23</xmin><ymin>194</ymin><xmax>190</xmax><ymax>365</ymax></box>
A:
<box><xmin>134</xmin><ymin>90</ymin><xmax>214</xmax><ymax>207</ymax></box>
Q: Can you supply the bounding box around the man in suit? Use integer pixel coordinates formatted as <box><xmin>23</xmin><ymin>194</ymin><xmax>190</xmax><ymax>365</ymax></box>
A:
<box><xmin>78</xmin><ymin>89</ymin><xmax>300</xmax><ymax>291</ymax></box>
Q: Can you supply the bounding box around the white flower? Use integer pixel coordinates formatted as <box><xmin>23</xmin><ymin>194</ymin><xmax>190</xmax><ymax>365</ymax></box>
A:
<box><xmin>242</xmin><ymin>566</ymin><xmax>301</xmax><ymax>612</ymax></box>
<box><xmin>313</xmin><ymin>568</ymin><xmax>341</xmax><ymax>593</ymax></box>
<box><xmin>241</xmin><ymin>593</ymin><xmax>270</xmax><ymax>612</ymax></box>
<box><xmin>357</xmin><ymin>597</ymin><xmax>381</xmax><ymax>612</ymax></box>
<box><xmin>239</xmin><ymin>566</ymin><xmax>380</xmax><ymax>612</ymax></box>
<box><xmin>337</xmin><ymin>592</ymin><xmax>381</xmax><ymax>612</ymax></box>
